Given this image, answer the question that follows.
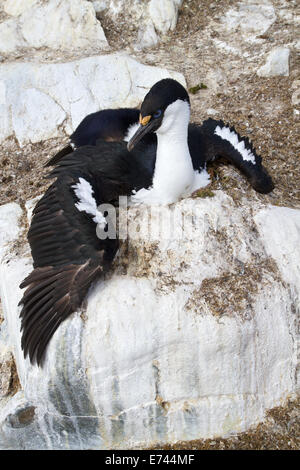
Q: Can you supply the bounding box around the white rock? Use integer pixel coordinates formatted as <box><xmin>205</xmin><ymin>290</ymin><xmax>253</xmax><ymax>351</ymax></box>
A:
<box><xmin>0</xmin><ymin>203</ymin><xmax>23</xmax><ymax>262</ymax></box>
<box><xmin>221</xmin><ymin>1</ymin><xmax>276</xmax><ymax>40</ymax></box>
<box><xmin>136</xmin><ymin>21</ymin><xmax>160</xmax><ymax>50</ymax></box>
<box><xmin>96</xmin><ymin>0</ymin><xmax>183</xmax><ymax>48</ymax></box>
<box><xmin>0</xmin><ymin>192</ymin><xmax>298</xmax><ymax>449</ymax></box>
<box><xmin>292</xmin><ymin>80</ymin><xmax>300</xmax><ymax>90</ymax></box>
<box><xmin>3</xmin><ymin>0</ymin><xmax>39</xmax><ymax>17</ymax></box>
<box><xmin>254</xmin><ymin>206</ymin><xmax>300</xmax><ymax>290</ymax></box>
<box><xmin>213</xmin><ymin>39</ymin><xmax>241</xmax><ymax>55</ymax></box>
<box><xmin>0</xmin><ymin>20</ymin><xmax>20</xmax><ymax>54</ymax></box>
<box><xmin>257</xmin><ymin>47</ymin><xmax>290</xmax><ymax>77</ymax></box>
<box><xmin>0</xmin><ymin>0</ymin><xmax>108</xmax><ymax>55</ymax></box>
<box><xmin>0</xmin><ymin>81</ymin><xmax>10</xmax><ymax>141</ymax></box>
<box><xmin>277</xmin><ymin>9</ymin><xmax>294</xmax><ymax>23</ymax></box>
<box><xmin>89</xmin><ymin>0</ymin><xmax>108</xmax><ymax>13</ymax></box>
<box><xmin>12</xmin><ymin>89</ymin><xmax>67</xmax><ymax>145</ymax></box>
<box><xmin>0</xmin><ymin>54</ymin><xmax>185</xmax><ymax>145</ymax></box>
<box><xmin>25</xmin><ymin>197</ymin><xmax>42</xmax><ymax>224</ymax></box>
<box><xmin>149</xmin><ymin>0</ymin><xmax>181</xmax><ymax>34</ymax></box>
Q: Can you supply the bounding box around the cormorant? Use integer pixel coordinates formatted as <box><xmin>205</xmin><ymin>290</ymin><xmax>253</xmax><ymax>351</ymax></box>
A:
<box><xmin>19</xmin><ymin>78</ymin><xmax>274</xmax><ymax>365</ymax></box>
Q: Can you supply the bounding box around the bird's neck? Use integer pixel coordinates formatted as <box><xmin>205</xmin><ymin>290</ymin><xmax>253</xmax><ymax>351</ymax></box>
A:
<box><xmin>152</xmin><ymin>100</ymin><xmax>194</xmax><ymax>202</ymax></box>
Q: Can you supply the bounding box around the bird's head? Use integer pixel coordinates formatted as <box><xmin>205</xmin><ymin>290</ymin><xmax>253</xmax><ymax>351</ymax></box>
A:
<box><xmin>127</xmin><ymin>78</ymin><xmax>190</xmax><ymax>151</ymax></box>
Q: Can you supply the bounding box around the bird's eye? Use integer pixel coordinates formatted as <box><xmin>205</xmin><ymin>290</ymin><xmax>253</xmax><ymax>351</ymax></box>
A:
<box><xmin>153</xmin><ymin>110</ymin><xmax>162</xmax><ymax>119</ymax></box>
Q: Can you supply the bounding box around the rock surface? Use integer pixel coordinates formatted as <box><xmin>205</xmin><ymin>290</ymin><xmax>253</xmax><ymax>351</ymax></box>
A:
<box><xmin>0</xmin><ymin>192</ymin><xmax>298</xmax><ymax>449</ymax></box>
<box><xmin>0</xmin><ymin>203</ymin><xmax>23</xmax><ymax>260</ymax></box>
<box><xmin>92</xmin><ymin>0</ymin><xmax>183</xmax><ymax>49</ymax></box>
<box><xmin>0</xmin><ymin>54</ymin><xmax>185</xmax><ymax>146</ymax></box>
<box><xmin>220</xmin><ymin>0</ymin><xmax>276</xmax><ymax>40</ymax></box>
<box><xmin>222</xmin><ymin>0</ymin><xmax>276</xmax><ymax>39</ymax></box>
<box><xmin>0</xmin><ymin>0</ymin><xmax>108</xmax><ymax>56</ymax></box>
<box><xmin>257</xmin><ymin>47</ymin><xmax>290</xmax><ymax>77</ymax></box>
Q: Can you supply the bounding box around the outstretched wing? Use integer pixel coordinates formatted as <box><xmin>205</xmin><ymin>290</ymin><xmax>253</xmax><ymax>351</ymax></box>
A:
<box><xmin>19</xmin><ymin>172</ymin><xmax>118</xmax><ymax>365</ymax></box>
<box><xmin>189</xmin><ymin>119</ymin><xmax>274</xmax><ymax>194</ymax></box>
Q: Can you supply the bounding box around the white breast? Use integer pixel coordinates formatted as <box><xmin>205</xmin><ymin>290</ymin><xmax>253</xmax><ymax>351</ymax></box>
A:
<box><xmin>150</xmin><ymin>100</ymin><xmax>197</xmax><ymax>202</ymax></box>
<box><xmin>131</xmin><ymin>100</ymin><xmax>210</xmax><ymax>206</ymax></box>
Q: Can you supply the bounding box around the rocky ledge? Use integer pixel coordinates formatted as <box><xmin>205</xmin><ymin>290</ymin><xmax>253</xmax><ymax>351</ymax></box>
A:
<box><xmin>0</xmin><ymin>191</ymin><xmax>299</xmax><ymax>449</ymax></box>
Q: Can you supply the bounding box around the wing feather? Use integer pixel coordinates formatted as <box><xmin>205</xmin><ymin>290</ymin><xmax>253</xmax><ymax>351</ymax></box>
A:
<box><xmin>19</xmin><ymin>170</ymin><xmax>118</xmax><ymax>365</ymax></box>
<box><xmin>193</xmin><ymin>119</ymin><xmax>274</xmax><ymax>193</ymax></box>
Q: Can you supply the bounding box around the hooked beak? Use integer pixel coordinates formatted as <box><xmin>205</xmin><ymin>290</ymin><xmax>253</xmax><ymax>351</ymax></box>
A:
<box><xmin>127</xmin><ymin>115</ymin><xmax>156</xmax><ymax>151</ymax></box>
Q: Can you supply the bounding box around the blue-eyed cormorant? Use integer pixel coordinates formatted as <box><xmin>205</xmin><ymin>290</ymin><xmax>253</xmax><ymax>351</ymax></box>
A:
<box><xmin>46</xmin><ymin>84</ymin><xmax>273</xmax><ymax>195</ymax></box>
<box><xmin>19</xmin><ymin>78</ymin><xmax>274</xmax><ymax>365</ymax></box>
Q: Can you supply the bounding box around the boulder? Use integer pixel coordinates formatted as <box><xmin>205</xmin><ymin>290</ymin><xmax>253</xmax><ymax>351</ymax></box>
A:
<box><xmin>0</xmin><ymin>191</ymin><xmax>298</xmax><ymax>449</ymax></box>
<box><xmin>0</xmin><ymin>54</ymin><xmax>185</xmax><ymax>146</ymax></box>
<box><xmin>149</xmin><ymin>0</ymin><xmax>180</xmax><ymax>34</ymax></box>
<box><xmin>0</xmin><ymin>0</ymin><xmax>108</xmax><ymax>56</ymax></box>
<box><xmin>136</xmin><ymin>20</ymin><xmax>160</xmax><ymax>51</ymax></box>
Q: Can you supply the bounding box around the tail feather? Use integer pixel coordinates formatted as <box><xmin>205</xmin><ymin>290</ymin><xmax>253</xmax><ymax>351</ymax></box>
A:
<box><xmin>19</xmin><ymin>263</ymin><xmax>101</xmax><ymax>365</ymax></box>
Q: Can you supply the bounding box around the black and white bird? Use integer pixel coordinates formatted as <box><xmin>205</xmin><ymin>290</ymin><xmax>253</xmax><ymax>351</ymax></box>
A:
<box><xmin>19</xmin><ymin>78</ymin><xmax>274</xmax><ymax>365</ymax></box>
<box><xmin>46</xmin><ymin>83</ymin><xmax>273</xmax><ymax>196</ymax></box>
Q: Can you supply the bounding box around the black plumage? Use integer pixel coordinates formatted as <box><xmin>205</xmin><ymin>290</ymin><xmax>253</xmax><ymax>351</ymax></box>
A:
<box><xmin>45</xmin><ymin>108</ymin><xmax>140</xmax><ymax>166</ymax></box>
<box><xmin>46</xmin><ymin>110</ymin><xmax>273</xmax><ymax>195</ymax></box>
<box><xmin>20</xmin><ymin>141</ymin><xmax>154</xmax><ymax>365</ymax></box>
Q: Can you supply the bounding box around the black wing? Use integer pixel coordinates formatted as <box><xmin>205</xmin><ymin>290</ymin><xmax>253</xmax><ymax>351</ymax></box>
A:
<box><xmin>47</xmin><ymin>141</ymin><xmax>155</xmax><ymax>192</ymax></box>
<box><xmin>19</xmin><ymin>171</ymin><xmax>118</xmax><ymax>365</ymax></box>
<box><xmin>71</xmin><ymin>108</ymin><xmax>140</xmax><ymax>147</ymax></box>
<box><xmin>20</xmin><ymin>141</ymin><xmax>154</xmax><ymax>365</ymax></box>
<box><xmin>45</xmin><ymin>108</ymin><xmax>140</xmax><ymax>167</ymax></box>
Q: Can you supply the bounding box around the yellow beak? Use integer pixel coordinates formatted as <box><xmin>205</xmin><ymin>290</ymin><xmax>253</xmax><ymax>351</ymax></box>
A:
<box><xmin>139</xmin><ymin>114</ymin><xmax>151</xmax><ymax>126</ymax></box>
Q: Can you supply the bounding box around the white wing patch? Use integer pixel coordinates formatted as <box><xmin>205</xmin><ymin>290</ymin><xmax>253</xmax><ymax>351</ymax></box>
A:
<box><xmin>214</xmin><ymin>125</ymin><xmax>256</xmax><ymax>164</ymax></box>
<box><xmin>72</xmin><ymin>177</ymin><xmax>106</xmax><ymax>227</ymax></box>
<box><xmin>123</xmin><ymin>122</ymin><xmax>140</xmax><ymax>142</ymax></box>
